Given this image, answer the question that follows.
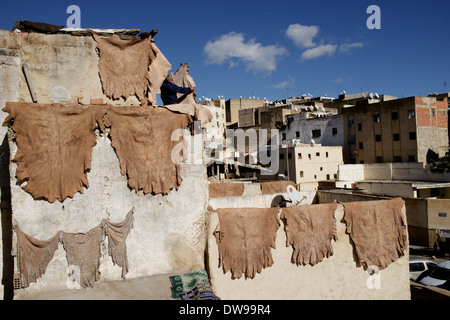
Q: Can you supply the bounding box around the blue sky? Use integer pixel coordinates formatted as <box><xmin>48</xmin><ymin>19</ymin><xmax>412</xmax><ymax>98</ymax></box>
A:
<box><xmin>1</xmin><ymin>0</ymin><xmax>449</xmax><ymax>102</ymax></box>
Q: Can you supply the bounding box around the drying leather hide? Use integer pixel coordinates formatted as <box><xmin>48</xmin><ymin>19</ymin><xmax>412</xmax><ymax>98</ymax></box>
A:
<box><xmin>342</xmin><ymin>198</ymin><xmax>407</xmax><ymax>270</ymax></box>
<box><xmin>15</xmin><ymin>226</ymin><xmax>60</xmax><ymax>288</ymax></box>
<box><xmin>214</xmin><ymin>207</ymin><xmax>280</xmax><ymax>279</ymax></box>
<box><xmin>102</xmin><ymin>106</ymin><xmax>192</xmax><ymax>195</ymax></box>
<box><xmin>260</xmin><ymin>181</ymin><xmax>296</xmax><ymax>194</ymax></box>
<box><xmin>2</xmin><ymin>102</ymin><xmax>105</xmax><ymax>203</ymax></box>
<box><xmin>147</xmin><ymin>42</ymin><xmax>172</xmax><ymax>105</ymax></box>
<box><xmin>94</xmin><ymin>33</ymin><xmax>156</xmax><ymax>101</ymax></box>
<box><xmin>281</xmin><ymin>203</ymin><xmax>338</xmax><ymax>266</ymax></box>
<box><xmin>103</xmin><ymin>209</ymin><xmax>134</xmax><ymax>279</ymax></box>
<box><xmin>61</xmin><ymin>225</ymin><xmax>103</xmax><ymax>288</ymax></box>
<box><xmin>208</xmin><ymin>183</ymin><xmax>245</xmax><ymax>198</ymax></box>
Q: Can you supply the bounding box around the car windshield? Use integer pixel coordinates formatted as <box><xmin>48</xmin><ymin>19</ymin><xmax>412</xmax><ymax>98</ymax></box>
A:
<box><xmin>429</xmin><ymin>267</ymin><xmax>450</xmax><ymax>281</ymax></box>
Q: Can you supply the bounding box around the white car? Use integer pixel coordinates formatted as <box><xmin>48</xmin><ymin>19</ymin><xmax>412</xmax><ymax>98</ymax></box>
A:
<box><xmin>418</xmin><ymin>261</ymin><xmax>450</xmax><ymax>289</ymax></box>
<box><xmin>409</xmin><ymin>258</ymin><xmax>438</xmax><ymax>281</ymax></box>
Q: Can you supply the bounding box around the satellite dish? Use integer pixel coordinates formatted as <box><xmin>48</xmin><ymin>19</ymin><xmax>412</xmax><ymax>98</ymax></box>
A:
<box><xmin>286</xmin><ymin>185</ymin><xmax>301</xmax><ymax>204</ymax></box>
<box><xmin>311</xmin><ymin>139</ymin><xmax>316</xmax><ymax>144</ymax></box>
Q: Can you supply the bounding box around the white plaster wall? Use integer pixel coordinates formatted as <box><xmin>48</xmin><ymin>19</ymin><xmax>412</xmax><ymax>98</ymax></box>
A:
<box><xmin>0</xmin><ymin>43</ymin><xmax>21</xmax><ymax>300</ymax></box>
<box><xmin>207</xmin><ymin>204</ymin><xmax>411</xmax><ymax>300</ymax></box>
<box><xmin>9</xmin><ymin>132</ymin><xmax>208</xmax><ymax>294</ymax></box>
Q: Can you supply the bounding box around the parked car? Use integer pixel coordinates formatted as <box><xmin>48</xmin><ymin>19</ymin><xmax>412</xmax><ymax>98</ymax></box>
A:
<box><xmin>418</xmin><ymin>261</ymin><xmax>450</xmax><ymax>289</ymax></box>
<box><xmin>409</xmin><ymin>257</ymin><xmax>438</xmax><ymax>281</ymax></box>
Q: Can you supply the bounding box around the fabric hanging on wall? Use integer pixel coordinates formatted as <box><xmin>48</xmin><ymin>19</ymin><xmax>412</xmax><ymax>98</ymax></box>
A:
<box><xmin>281</xmin><ymin>202</ymin><xmax>338</xmax><ymax>266</ymax></box>
<box><xmin>147</xmin><ymin>42</ymin><xmax>172</xmax><ymax>105</ymax></box>
<box><xmin>342</xmin><ymin>198</ymin><xmax>407</xmax><ymax>270</ymax></box>
<box><xmin>214</xmin><ymin>207</ymin><xmax>280</xmax><ymax>279</ymax></box>
<box><xmin>93</xmin><ymin>33</ymin><xmax>156</xmax><ymax>101</ymax></box>
<box><xmin>61</xmin><ymin>224</ymin><xmax>103</xmax><ymax>288</ymax></box>
<box><xmin>2</xmin><ymin>102</ymin><xmax>106</xmax><ymax>203</ymax></box>
<box><xmin>260</xmin><ymin>181</ymin><xmax>296</xmax><ymax>194</ymax></box>
<box><xmin>208</xmin><ymin>183</ymin><xmax>245</xmax><ymax>198</ymax></box>
<box><xmin>15</xmin><ymin>226</ymin><xmax>61</xmax><ymax>288</ymax></box>
<box><xmin>102</xmin><ymin>106</ymin><xmax>192</xmax><ymax>195</ymax></box>
<box><xmin>103</xmin><ymin>209</ymin><xmax>134</xmax><ymax>279</ymax></box>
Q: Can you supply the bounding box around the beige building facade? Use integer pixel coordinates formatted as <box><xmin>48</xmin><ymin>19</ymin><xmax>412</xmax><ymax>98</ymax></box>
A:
<box><xmin>342</xmin><ymin>96</ymin><xmax>448</xmax><ymax>165</ymax></box>
<box><xmin>275</xmin><ymin>145</ymin><xmax>343</xmax><ymax>190</ymax></box>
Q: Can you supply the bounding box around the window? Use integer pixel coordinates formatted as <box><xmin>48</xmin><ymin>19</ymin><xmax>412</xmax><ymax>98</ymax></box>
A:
<box><xmin>308</xmin><ymin>154</ymin><xmax>311</xmax><ymax>160</ymax></box>
<box><xmin>314</xmin><ymin>175</ymin><xmax>317</xmax><ymax>179</ymax></box>
<box><xmin>348</xmin><ymin>135</ymin><xmax>356</xmax><ymax>145</ymax></box>
<box><xmin>432</xmin><ymin>109</ymin><xmax>436</xmax><ymax>117</ymax></box>
<box><xmin>392</xmin><ymin>111</ymin><xmax>399</xmax><ymax>120</ymax></box>
<box><xmin>376</xmin><ymin>156</ymin><xmax>383</xmax><ymax>163</ymax></box>
<box><xmin>409</xmin><ymin>132</ymin><xmax>416</xmax><ymax>140</ymax></box>
<box><xmin>316</xmin><ymin>152</ymin><xmax>320</xmax><ymax>157</ymax></box>
<box><xmin>332</xmin><ymin>127</ymin><xmax>338</xmax><ymax>135</ymax></box>
<box><xmin>347</xmin><ymin>117</ymin><xmax>354</xmax><ymax>126</ymax></box>
<box><xmin>393</xmin><ymin>133</ymin><xmax>400</xmax><ymax>141</ymax></box>
<box><xmin>298</xmin><ymin>153</ymin><xmax>302</xmax><ymax>159</ymax></box>
<box><xmin>375</xmin><ymin>135</ymin><xmax>382</xmax><ymax>142</ymax></box>
<box><xmin>326</xmin><ymin>152</ymin><xmax>329</xmax><ymax>158</ymax></box>
<box><xmin>357</xmin><ymin>123</ymin><xmax>362</xmax><ymax>131</ymax></box>
<box><xmin>320</xmin><ymin>167</ymin><xmax>323</xmax><ymax>171</ymax></box>
<box><xmin>394</xmin><ymin>156</ymin><xmax>402</xmax><ymax>162</ymax></box>
<box><xmin>408</xmin><ymin>110</ymin><xmax>415</xmax><ymax>119</ymax></box>
<box><xmin>408</xmin><ymin>155</ymin><xmax>415</xmax><ymax>162</ymax></box>
<box><xmin>295</xmin><ymin>131</ymin><xmax>300</xmax><ymax>138</ymax></box>
<box><xmin>282</xmin><ymin>133</ymin><xmax>286</xmax><ymax>140</ymax></box>
<box><xmin>373</xmin><ymin>114</ymin><xmax>381</xmax><ymax>123</ymax></box>
<box><xmin>359</xmin><ymin>142</ymin><xmax>364</xmax><ymax>149</ymax></box>
<box><xmin>312</xmin><ymin>129</ymin><xmax>321</xmax><ymax>138</ymax></box>
<box><xmin>280</xmin><ymin>153</ymin><xmax>285</xmax><ymax>160</ymax></box>
<box><xmin>288</xmin><ymin>152</ymin><xmax>292</xmax><ymax>159</ymax></box>
<box><xmin>300</xmin><ymin>171</ymin><xmax>304</xmax><ymax>177</ymax></box>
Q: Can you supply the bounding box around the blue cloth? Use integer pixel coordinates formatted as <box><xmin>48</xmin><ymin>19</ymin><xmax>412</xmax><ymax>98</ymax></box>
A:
<box><xmin>180</xmin><ymin>283</ymin><xmax>221</xmax><ymax>300</ymax></box>
<box><xmin>160</xmin><ymin>79</ymin><xmax>191</xmax><ymax>105</ymax></box>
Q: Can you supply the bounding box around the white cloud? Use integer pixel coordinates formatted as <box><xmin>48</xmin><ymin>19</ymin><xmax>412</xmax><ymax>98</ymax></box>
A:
<box><xmin>273</xmin><ymin>77</ymin><xmax>294</xmax><ymax>89</ymax></box>
<box><xmin>204</xmin><ymin>32</ymin><xmax>287</xmax><ymax>75</ymax></box>
<box><xmin>339</xmin><ymin>42</ymin><xmax>364</xmax><ymax>53</ymax></box>
<box><xmin>285</xmin><ymin>23</ymin><xmax>320</xmax><ymax>48</ymax></box>
<box><xmin>301</xmin><ymin>44</ymin><xmax>337</xmax><ymax>61</ymax></box>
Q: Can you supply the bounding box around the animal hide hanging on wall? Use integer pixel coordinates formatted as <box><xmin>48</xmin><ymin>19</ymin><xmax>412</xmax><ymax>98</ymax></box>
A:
<box><xmin>147</xmin><ymin>42</ymin><xmax>172</xmax><ymax>105</ymax></box>
<box><xmin>103</xmin><ymin>209</ymin><xmax>134</xmax><ymax>279</ymax></box>
<box><xmin>15</xmin><ymin>226</ymin><xmax>61</xmax><ymax>288</ymax></box>
<box><xmin>61</xmin><ymin>225</ymin><xmax>103</xmax><ymax>289</ymax></box>
<box><xmin>281</xmin><ymin>202</ymin><xmax>338</xmax><ymax>266</ymax></box>
<box><xmin>342</xmin><ymin>198</ymin><xmax>408</xmax><ymax>271</ymax></box>
<box><xmin>14</xmin><ymin>209</ymin><xmax>135</xmax><ymax>288</ymax></box>
<box><xmin>94</xmin><ymin>33</ymin><xmax>156</xmax><ymax>102</ymax></box>
<box><xmin>101</xmin><ymin>106</ymin><xmax>192</xmax><ymax>195</ymax></box>
<box><xmin>2</xmin><ymin>102</ymin><xmax>106</xmax><ymax>203</ymax></box>
<box><xmin>214</xmin><ymin>207</ymin><xmax>280</xmax><ymax>279</ymax></box>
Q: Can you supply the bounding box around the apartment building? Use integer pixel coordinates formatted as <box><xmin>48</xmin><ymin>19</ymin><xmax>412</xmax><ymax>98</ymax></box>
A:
<box><xmin>225</xmin><ymin>98</ymin><xmax>266</xmax><ymax>126</ymax></box>
<box><xmin>271</xmin><ymin>145</ymin><xmax>343</xmax><ymax>191</ymax></box>
<box><xmin>281</xmin><ymin>112</ymin><xmax>344</xmax><ymax>149</ymax></box>
<box><xmin>342</xmin><ymin>95</ymin><xmax>448</xmax><ymax>164</ymax></box>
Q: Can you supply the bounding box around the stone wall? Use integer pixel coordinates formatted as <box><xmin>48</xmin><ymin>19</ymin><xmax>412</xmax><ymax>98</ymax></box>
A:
<box><xmin>0</xmin><ymin>29</ymin><xmax>209</xmax><ymax>297</ymax></box>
